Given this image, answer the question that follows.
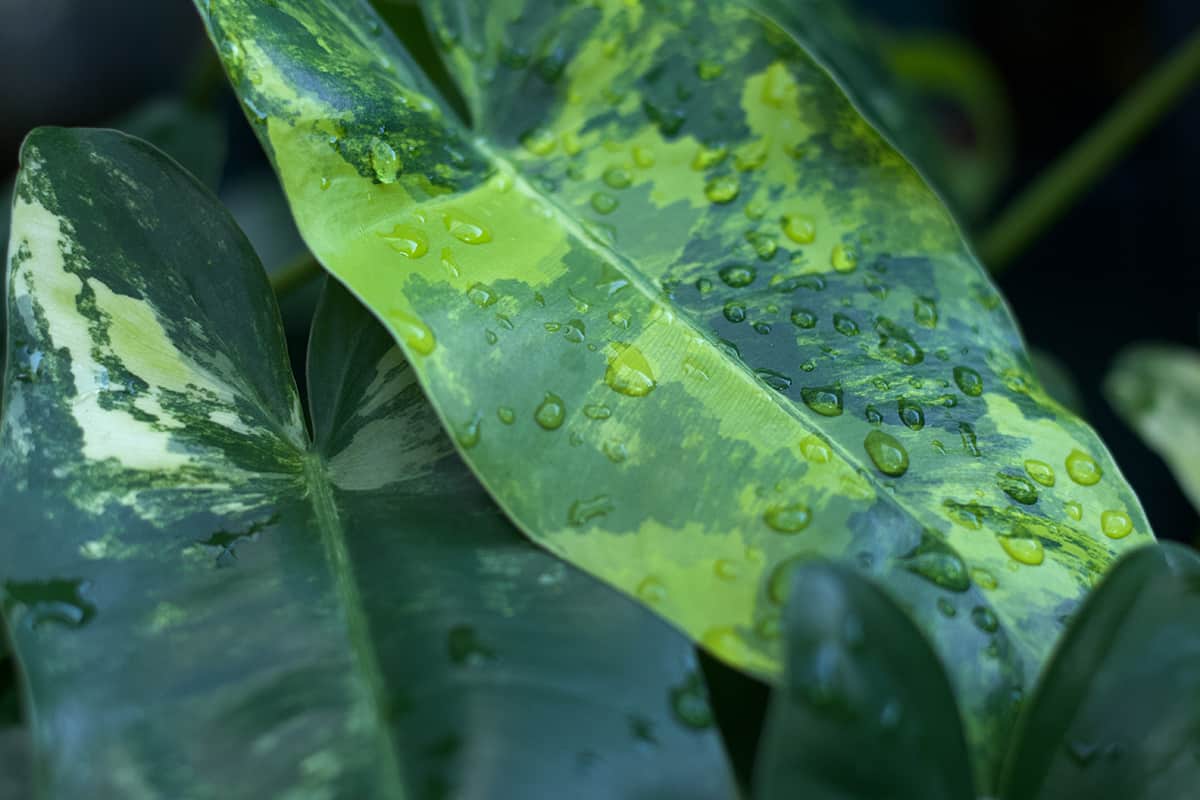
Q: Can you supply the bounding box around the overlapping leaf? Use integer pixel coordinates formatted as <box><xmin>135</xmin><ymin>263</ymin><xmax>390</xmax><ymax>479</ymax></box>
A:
<box><xmin>0</xmin><ymin>128</ymin><xmax>736</xmax><ymax>799</ymax></box>
<box><xmin>195</xmin><ymin>0</ymin><xmax>1152</xmax><ymax>781</ymax></box>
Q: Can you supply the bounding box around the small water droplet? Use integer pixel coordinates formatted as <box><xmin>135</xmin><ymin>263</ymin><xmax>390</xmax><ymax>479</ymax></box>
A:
<box><xmin>782</xmin><ymin>213</ymin><xmax>816</xmax><ymax>244</ymax></box>
<box><xmin>1065</xmin><ymin>501</ymin><xmax>1083</xmax><ymax>521</ymax></box>
<box><xmin>959</xmin><ymin>422</ymin><xmax>981</xmax><ymax>457</ymax></box>
<box><xmin>746</xmin><ymin>231</ymin><xmax>778</xmax><ymax>260</ymax></box>
<box><xmin>1000</xmin><ymin>535</ymin><xmax>1045</xmax><ymax>565</ymax></box>
<box><xmin>723</xmin><ymin>301</ymin><xmax>746</xmax><ymax>323</ymax></box>
<box><xmin>954</xmin><ymin>366</ymin><xmax>984</xmax><ymax>397</ymax></box>
<box><xmin>996</xmin><ymin>472</ymin><xmax>1039</xmax><ymax>505</ymax></box>
<box><xmin>756</xmin><ymin>369</ymin><xmax>792</xmax><ymax>392</ymax></box>
<box><xmin>790</xmin><ymin>308</ymin><xmax>817</xmax><ymax>329</ymax></box>
<box><xmin>370</xmin><ymin>137</ymin><xmax>400</xmax><ymax>183</ymax></box>
<box><xmin>520</xmin><ymin>127</ymin><xmax>557</xmax><ymax>156</ymax></box>
<box><xmin>831</xmin><ymin>243</ymin><xmax>858</xmax><ymax>272</ymax></box>
<box><xmin>534</xmin><ymin>393</ymin><xmax>566</xmax><ymax>429</ymax></box>
<box><xmin>632</xmin><ymin>144</ymin><xmax>656</xmax><ymax>168</ymax></box>
<box><xmin>763</xmin><ymin>502</ymin><xmax>811</xmax><ymax>534</ymax></box>
<box><xmin>876</xmin><ymin>318</ymin><xmax>924</xmax><ymax>365</ymax></box>
<box><xmin>692</xmin><ymin>144</ymin><xmax>728</xmax><ymax>171</ymax></box>
<box><xmin>833</xmin><ymin>312</ymin><xmax>859</xmax><ymax>336</ymax></box>
<box><xmin>1066</xmin><ymin>449</ymin><xmax>1102</xmax><ymax>486</ymax></box>
<box><xmin>714</xmin><ymin>559</ymin><xmax>740</xmax><ymax>581</ymax></box>
<box><xmin>387</xmin><ymin>308</ymin><xmax>437</xmax><ymax>355</ymax></box>
<box><xmin>669</xmin><ymin>671</ymin><xmax>714</xmax><ymax>729</ymax></box>
<box><xmin>704</xmin><ymin>175</ymin><xmax>740</xmax><ymax>204</ymax></box>
<box><xmin>800</xmin><ymin>435</ymin><xmax>832</xmax><ymax>463</ymax></box>
<box><xmin>913</xmin><ymin>296</ymin><xmax>938</xmax><ymax>328</ymax></box>
<box><xmin>865</xmin><ymin>405</ymin><xmax>883</xmax><ymax>425</ymax></box>
<box><xmin>603</xmin><ymin>440</ymin><xmax>628</xmax><ymax>463</ymax></box>
<box><xmin>898</xmin><ymin>398</ymin><xmax>925</xmax><ymax>431</ymax></box>
<box><xmin>497</xmin><ymin>406</ymin><xmax>515</xmax><ymax>425</ymax></box>
<box><xmin>605</xmin><ymin>344</ymin><xmax>656</xmax><ymax>397</ymax></box>
<box><xmin>583</xmin><ymin>403</ymin><xmax>612</xmax><ymax>420</ymax></box>
<box><xmin>637</xmin><ymin>576</ymin><xmax>667</xmax><ymax>604</ymax></box>
<box><xmin>970</xmin><ymin>606</ymin><xmax>999</xmax><ymax>633</ymax></box>
<box><xmin>1024</xmin><ymin>459</ymin><xmax>1056</xmax><ymax>487</ymax></box>
<box><xmin>903</xmin><ymin>534</ymin><xmax>969</xmax><ymax>591</ymax></box>
<box><xmin>937</xmin><ymin>598</ymin><xmax>957</xmax><ymax>617</ymax></box>
<box><xmin>456</xmin><ymin>413</ymin><xmax>482</xmax><ymax>449</ymax></box>
<box><xmin>443</xmin><ymin>210</ymin><xmax>492</xmax><ymax>244</ymax></box>
<box><xmin>602</xmin><ymin>166</ymin><xmax>632</xmax><ymax>189</ymax></box>
<box><xmin>1100</xmin><ymin>509</ymin><xmax>1133</xmax><ymax>539</ymax></box>
<box><xmin>801</xmin><ymin>385</ymin><xmax>843</xmax><ymax>417</ymax></box>
<box><xmin>467</xmin><ymin>282</ymin><xmax>498</xmax><ymax>307</ymax></box>
<box><xmin>568</xmin><ymin>494</ymin><xmax>614</xmax><ymax>526</ymax></box>
<box><xmin>865</xmin><ymin>430</ymin><xmax>909</xmax><ymax>477</ymax></box>
<box><xmin>378</xmin><ymin>224</ymin><xmax>429</xmax><ymax>258</ymax></box>
<box><xmin>591</xmin><ymin>191</ymin><xmax>619</xmax><ymax>214</ymax></box>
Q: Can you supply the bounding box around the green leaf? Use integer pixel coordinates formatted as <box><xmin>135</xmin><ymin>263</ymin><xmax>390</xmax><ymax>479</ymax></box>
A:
<box><xmin>999</xmin><ymin>543</ymin><xmax>1200</xmax><ymax>800</ymax></box>
<box><xmin>1</xmin><ymin>127</ymin><xmax>737</xmax><ymax>798</ymax></box>
<box><xmin>196</xmin><ymin>0</ymin><xmax>1153</xmax><ymax>780</ymax></box>
<box><xmin>754</xmin><ymin>561</ymin><xmax>974</xmax><ymax>800</ymax></box>
<box><xmin>1105</xmin><ymin>344</ymin><xmax>1200</xmax><ymax>514</ymax></box>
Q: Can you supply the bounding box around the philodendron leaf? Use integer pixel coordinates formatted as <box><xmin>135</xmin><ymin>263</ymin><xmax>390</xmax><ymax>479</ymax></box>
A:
<box><xmin>196</xmin><ymin>0</ymin><xmax>1152</xmax><ymax>780</ymax></box>
<box><xmin>1</xmin><ymin>127</ymin><xmax>738</xmax><ymax>799</ymax></box>
<box><xmin>999</xmin><ymin>543</ymin><xmax>1200</xmax><ymax>800</ymax></box>
<box><xmin>755</xmin><ymin>561</ymin><xmax>974</xmax><ymax>800</ymax></box>
<box><xmin>1105</xmin><ymin>344</ymin><xmax>1200</xmax><ymax>514</ymax></box>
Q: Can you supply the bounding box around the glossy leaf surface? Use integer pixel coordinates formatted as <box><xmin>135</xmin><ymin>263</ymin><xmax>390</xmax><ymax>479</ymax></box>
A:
<box><xmin>755</xmin><ymin>561</ymin><xmax>974</xmax><ymax>800</ymax></box>
<box><xmin>1106</xmin><ymin>344</ymin><xmax>1200</xmax><ymax>513</ymax></box>
<box><xmin>999</xmin><ymin>543</ymin><xmax>1200</xmax><ymax>800</ymax></box>
<box><xmin>196</xmin><ymin>0</ymin><xmax>1152</xmax><ymax>776</ymax></box>
<box><xmin>0</xmin><ymin>128</ymin><xmax>736</xmax><ymax>799</ymax></box>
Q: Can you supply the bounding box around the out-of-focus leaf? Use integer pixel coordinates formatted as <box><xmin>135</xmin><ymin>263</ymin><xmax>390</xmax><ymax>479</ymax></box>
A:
<box><xmin>197</xmin><ymin>1</ymin><xmax>1152</xmax><ymax>782</ymax></box>
<box><xmin>1106</xmin><ymin>344</ymin><xmax>1200</xmax><ymax>514</ymax></box>
<box><xmin>1</xmin><ymin>127</ymin><xmax>737</xmax><ymax>798</ymax></box>
<box><xmin>0</xmin><ymin>728</ymin><xmax>31</xmax><ymax>800</ymax></box>
<box><xmin>755</xmin><ymin>561</ymin><xmax>975</xmax><ymax>800</ymax></box>
<box><xmin>999</xmin><ymin>543</ymin><xmax>1200</xmax><ymax>800</ymax></box>
<box><xmin>1031</xmin><ymin>347</ymin><xmax>1085</xmax><ymax>417</ymax></box>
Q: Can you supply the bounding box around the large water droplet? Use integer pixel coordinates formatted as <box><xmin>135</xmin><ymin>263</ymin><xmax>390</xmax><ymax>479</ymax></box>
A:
<box><xmin>999</xmin><ymin>535</ymin><xmax>1045</xmax><ymax>565</ymax></box>
<box><xmin>996</xmin><ymin>472</ymin><xmax>1039</xmax><ymax>505</ymax></box>
<box><xmin>1066</xmin><ymin>449</ymin><xmax>1102</xmax><ymax>485</ymax></box>
<box><xmin>378</xmin><ymin>224</ymin><xmax>429</xmax><ymax>258</ymax></box>
<box><xmin>1024</xmin><ymin>459</ymin><xmax>1056</xmax><ymax>487</ymax></box>
<box><xmin>763</xmin><ymin>502</ymin><xmax>811</xmax><ymax>534</ymax></box>
<box><xmin>954</xmin><ymin>366</ymin><xmax>984</xmax><ymax>397</ymax></box>
<box><xmin>534</xmin><ymin>392</ymin><xmax>566</xmax><ymax>429</ymax></box>
<box><xmin>1065</xmin><ymin>501</ymin><xmax>1083</xmax><ymax>521</ymax></box>
<box><xmin>605</xmin><ymin>344</ymin><xmax>656</xmax><ymax>397</ymax></box>
<box><xmin>387</xmin><ymin>308</ymin><xmax>437</xmax><ymax>355</ymax></box>
<box><xmin>831</xmin><ymin>243</ymin><xmax>858</xmax><ymax>272</ymax></box>
<box><xmin>602</xmin><ymin>166</ymin><xmax>632</xmax><ymax>189</ymax></box>
<box><xmin>782</xmin><ymin>213</ymin><xmax>816</xmax><ymax>244</ymax></box>
<box><xmin>1100</xmin><ymin>509</ymin><xmax>1133</xmax><ymax>539</ymax></box>
<box><xmin>801</xmin><ymin>385</ymin><xmax>843</xmax><ymax>416</ymax></box>
<box><xmin>865</xmin><ymin>430</ymin><xmax>909</xmax><ymax>477</ymax></box>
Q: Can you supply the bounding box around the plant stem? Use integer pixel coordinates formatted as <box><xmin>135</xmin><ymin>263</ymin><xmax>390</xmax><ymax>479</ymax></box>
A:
<box><xmin>979</xmin><ymin>27</ymin><xmax>1200</xmax><ymax>271</ymax></box>
<box><xmin>271</xmin><ymin>252</ymin><xmax>323</xmax><ymax>297</ymax></box>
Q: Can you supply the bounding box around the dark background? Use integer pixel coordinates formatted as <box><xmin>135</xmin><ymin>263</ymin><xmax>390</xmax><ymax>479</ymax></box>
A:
<box><xmin>1</xmin><ymin>0</ymin><xmax>1198</xmax><ymax>544</ymax></box>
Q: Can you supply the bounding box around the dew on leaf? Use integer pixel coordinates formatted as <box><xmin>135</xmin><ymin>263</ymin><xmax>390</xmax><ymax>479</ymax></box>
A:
<box><xmin>876</xmin><ymin>318</ymin><xmax>924</xmax><ymax>365</ymax></box>
<box><xmin>497</xmin><ymin>406</ymin><xmax>515</xmax><ymax>425</ymax></box>
<box><xmin>1065</xmin><ymin>501</ymin><xmax>1083</xmax><ymax>521</ymax></box>
<box><xmin>833</xmin><ymin>312</ymin><xmax>859</xmax><ymax>336</ymax></box>
<box><xmin>714</xmin><ymin>559</ymin><xmax>740</xmax><ymax>581</ymax></box>
<box><xmin>763</xmin><ymin>502</ymin><xmax>811</xmax><ymax>534</ymax></box>
<box><xmin>801</xmin><ymin>385</ymin><xmax>843</xmax><ymax>417</ymax></box>
<box><xmin>790</xmin><ymin>308</ymin><xmax>817</xmax><ymax>329</ymax></box>
<box><xmin>605</xmin><ymin>344</ymin><xmax>656</xmax><ymax>397</ymax></box>
<box><xmin>913</xmin><ymin>296</ymin><xmax>938</xmax><ymax>328</ymax></box>
<box><xmin>996</xmin><ymin>472</ymin><xmax>1039</xmax><ymax>505</ymax></box>
<box><xmin>670</xmin><ymin>672</ymin><xmax>715</xmax><ymax>729</ymax></box>
<box><xmin>1024</xmin><ymin>459</ymin><xmax>1056</xmax><ymax>487</ymax></box>
<box><xmin>692</xmin><ymin>144</ymin><xmax>728</xmax><ymax>171</ymax></box>
<box><xmin>443</xmin><ymin>210</ymin><xmax>492</xmax><ymax>244</ymax></box>
<box><xmin>782</xmin><ymin>213</ymin><xmax>816</xmax><ymax>244</ymax></box>
<box><xmin>562</xmin><ymin>319</ymin><xmax>586</xmax><ymax>343</ymax></box>
<box><xmin>568</xmin><ymin>495</ymin><xmax>614</xmax><ymax>526</ymax></box>
<box><xmin>369</xmin><ymin>137</ymin><xmax>400</xmax><ymax>183</ymax></box>
<box><xmin>753</xmin><ymin>321</ymin><xmax>772</xmax><ymax>336</ymax></box>
<box><xmin>520</xmin><ymin>127</ymin><xmax>557</xmax><ymax>155</ymax></box>
<box><xmin>378</xmin><ymin>224</ymin><xmax>429</xmax><ymax>258</ymax></box>
<box><xmin>831</xmin><ymin>243</ymin><xmax>858</xmax><ymax>272</ymax></box>
<box><xmin>534</xmin><ymin>393</ymin><xmax>566</xmax><ymax>429</ymax></box>
<box><xmin>456</xmin><ymin>414</ymin><xmax>482</xmax><ymax>449</ymax></box>
<box><xmin>999</xmin><ymin>535</ymin><xmax>1045</xmax><ymax>565</ymax></box>
<box><xmin>583</xmin><ymin>403</ymin><xmax>612</xmax><ymax>420</ymax></box>
<box><xmin>1066</xmin><ymin>449</ymin><xmax>1102</xmax><ymax>485</ymax></box>
<box><xmin>747</xmin><ymin>231</ymin><xmax>778</xmax><ymax>260</ymax></box>
<box><xmin>591</xmin><ymin>192</ymin><xmax>619</xmax><ymax>214</ymax></box>
<box><xmin>467</xmin><ymin>282</ymin><xmax>498</xmax><ymax>308</ymax></box>
<box><xmin>898</xmin><ymin>398</ymin><xmax>925</xmax><ymax>430</ymax></box>
<box><xmin>970</xmin><ymin>606</ymin><xmax>999</xmax><ymax>633</ymax></box>
<box><xmin>1100</xmin><ymin>509</ymin><xmax>1133</xmax><ymax>539</ymax></box>
<box><xmin>800</xmin><ymin>435</ymin><xmax>832</xmax><ymax>463</ymax></box>
<box><xmin>959</xmin><ymin>422</ymin><xmax>981</xmax><ymax>456</ymax></box>
<box><xmin>719</xmin><ymin>264</ymin><xmax>756</xmax><ymax>288</ymax></box>
<box><xmin>723</xmin><ymin>301</ymin><xmax>746</xmax><ymax>323</ymax></box>
<box><xmin>632</xmin><ymin>145</ymin><xmax>656</xmax><ymax>167</ymax></box>
<box><xmin>954</xmin><ymin>366</ymin><xmax>984</xmax><ymax>397</ymax></box>
<box><xmin>387</xmin><ymin>308</ymin><xmax>437</xmax><ymax>355</ymax></box>
<box><xmin>865</xmin><ymin>405</ymin><xmax>883</xmax><ymax>425</ymax></box>
<box><xmin>602</xmin><ymin>166</ymin><xmax>632</xmax><ymax>189</ymax></box>
<box><xmin>637</xmin><ymin>576</ymin><xmax>667</xmax><ymax>604</ymax></box>
<box><xmin>864</xmin><ymin>430</ymin><xmax>909</xmax><ymax>477</ymax></box>
<box><xmin>971</xmin><ymin>568</ymin><xmax>999</xmax><ymax>590</ymax></box>
<box><xmin>937</xmin><ymin>598</ymin><xmax>957</xmax><ymax>617</ymax></box>
<box><xmin>603</xmin><ymin>440</ymin><xmax>628</xmax><ymax>463</ymax></box>
<box><xmin>704</xmin><ymin>176</ymin><xmax>740</xmax><ymax>204</ymax></box>
<box><xmin>902</xmin><ymin>534</ymin><xmax>969</xmax><ymax>592</ymax></box>
<box><xmin>756</xmin><ymin>369</ymin><xmax>792</xmax><ymax>392</ymax></box>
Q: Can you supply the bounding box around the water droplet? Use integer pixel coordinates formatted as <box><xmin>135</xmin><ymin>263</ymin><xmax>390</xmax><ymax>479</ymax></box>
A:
<box><xmin>1000</xmin><ymin>535</ymin><xmax>1045</xmax><ymax>565</ymax></box>
<box><xmin>602</xmin><ymin>166</ymin><xmax>632</xmax><ymax>189</ymax></box>
<box><xmin>1100</xmin><ymin>509</ymin><xmax>1133</xmax><ymax>539</ymax></box>
<box><xmin>747</xmin><ymin>231</ymin><xmax>778</xmax><ymax>260</ymax></box>
<box><xmin>670</xmin><ymin>672</ymin><xmax>714</xmax><ymax>729</ymax></box>
<box><xmin>831</xmin><ymin>243</ymin><xmax>858</xmax><ymax>272</ymax></box>
<box><xmin>959</xmin><ymin>422</ymin><xmax>981</xmax><ymax>457</ymax></box>
<box><xmin>763</xmin><ymin>502</ymin><xmax>811</xmax><ymax>534</ymax></box>
<box><xmin>456</xmin><ymin>413</ymin><xmax>482</xmax><ymax>449</ymax></box>
<box><xmin>718</xmin><ymin>264</ymin><xmax>756</xmax><ymax>288</ymax></box>
<box><xmin>876</xmin><ymin>318</ymin><xmax>924</xmax><ymax>365</ymax></box>
<box><xmin>319</xmin><ymin>176</ymin><xmax>332</xmax><ymax>191</ymax></box>
<box><xmin>534</xmin><ymin>393</ymin><xmax>566</xmax><ymax>429</ymax></box>
<box><xmin>833</xmin><ymin>312</ymin><xmax>859</xmax><ymax>336</ymax></box>
<box><xmin>865</xmin><ymin>430</ymin><xmax>909</xmax><ymax>476</ymax></box>
<box><xmin>561</xmin><ymin>319</ymin><xmax>586</xmax><ymax>343</ymax></box>
<box><xmin>790</xmin><ymin>308</ymin><xmax>817</xmax><ymax>329</ymax></box>
<box><xmin>801</xmin><ymin>385</ymin><xmax>843</xmax><ymax>417</ymax></box>
<box><xmin>898</xmin><ymin>398</ymin><xmax>925</xmax><ymax>430</ymax></box>
<box><xmin>591</xmin><ymin>191</ymin><xmax>619</xmax><ymax>214</ymax></box>
<box><xmin>937</xmin><ymin>598</ymin><xmax>957</xmax><ymax>617</ymax></box>
<box><xmin>1024</xmin><ymin>459</ymin><xmax>1056</xmax><ymax>487</ymax></box>
<box><xmin>723</xmin><ymin>302</ymin><xmax>746</xmax><ymax>323</ymax></box>
<box><xmin>569</xmin><ymin>495</ymin><xmax>614</xmax><ymax>526</ymax></box>
<box><xmin>583</xmin><ymin>403</ymin><xmax>612</xmax><ymax>420</ymax></box>
<box><xmin>714</xmin><ymin>559</ymin><xmax>740</xmax><ymax>581</ymax></box>
<box><xmin>1066</xmin><ymin>449</ymin><xmax>1102</xmax><ymax>486</ymax></box>
<box><xmin>3</xmin><ymin>579</ymin><xmax>96</xmax><ymax>630</ymax></box>
<box><xmin>632</xmin><ymin>145</ymin><xmax>656</xmax><ymax>168</ymax></box>
<box><xmin>447</xmin><ymin>624</ymin><xmax>496</xmax><ymax>666</ymax></box>
<box><xmin>603</xmin><ymin>440</ymin><xmax>628</xmax><ymax>463</ymax></box>
<box><xmin>692</xmin><ymin>144</ymin><xmax>728</xmax><ymax>171</ymax></box>
<box><xmin>1065</xmin><ymin>501</ymin><xmax>1083</xmax><ymax>521</ymax></box>
<box><xmin>607</xmin><ymin>309</ymin><xmax>632</xmax><ymax>329</ymax></box>
<box><xmin>637</xmin><ymin>576</ymin><xmax>667</xmax><ymax>604</ymax></box>
<box><xmin>753</xmin><ymin>321</ymin><xmax>772</xmax><ymax>336</ymax></box>
<box><xmin>704</xmin><ymin>176</ymin><xmax>740</xmax><ymax>204</ymax></box>
<box><xmin>605</xmin><ymin>344</ymin><xmax>656</xmax><ymax>397</ymax></box>
<box><xmin>970</xmin><ymin>606</ymin><xmax>999</xmax><ymax>633</ymax></box>
<box><xmin>800</xmin><ymin>435</ymin><xmax>832</xmax><ymax>463</ymax></box>
<box><xmin>782</xmin><ymin>213</ymin><xmax>816</xmax><ymax>244</ymax></box>
<box><xmin>467</xmin><ymin>282</ymin><xmax>498</xmax><ymax>307</ymax></box>
<box><xmin>734</xmin><ymin>140</ymin><xmax>768</xmax><ymax>171</ymax></box>
<box><xmin>913</xmin><ymin>296</ymin><xmax>938</xmax><ymax>328</ymax></box>
<box><xmin>378</xmin><ymin>224</ymin><xmax>429</xmax><ymax>258</ymax></box>
<box><xmin>521</xmin><ymin>127</ymin><xmax>557</xmax><ymax>155</ymax></box>
<box><xmin>497</xmin><ymin>406</ymin><xmax>515</xmax><ymax>425</ymax></box>
<box><xmin>997</xmin><ymin>472</ymin><xmax>1039</xmax><ymax>505</ymax></box>
<box><xmin>954</xmin><ymin>366</ymin><xmax>984</xmax><ymax>397</ymax></box>
<box><xmin>971</xmin><ymin>568</ymin><xmax>999</xmax><ymax>590</ymax></box>
<box><xmin>370</xmin><ymin>137</ymin><xmax>400</xmax><ymax>182</ymax></box>
<box><xmin>443</xmin><ymin>210</ymin><xmax>492</xmax><ymax>244</ymax></box>
<box><xmin>387</xmin><ymin>308</ymin><xmax>437</xmax><ymax>355</ymax></box>
<box><xmin>903</xmin><ymin>534</ymin><xmax>969</xmax><ymax>591</ymax></box>
<box><xmin>865</xmin><ymin>405</ymin><xmax>883</xmax><ymax>425</ymax></box>
<box><xmin>756</xmin><ymin>369</ymin><xmax>792</xmax><ymax>392</ymax></box>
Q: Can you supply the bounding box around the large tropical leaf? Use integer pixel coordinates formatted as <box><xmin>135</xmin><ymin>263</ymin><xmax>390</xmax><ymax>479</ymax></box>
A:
<box><xmin>754</xmin><ymin>561</ymin><xmax>974</xmax><ymax>799</ymax></box>
<box><xmin>0</xmin><ymin>127</ymin><xmax>736</xmax><ymax>799</ymax></box>
<box><xmin>194</xmin><ymin>0</ymin><xmax>1152</xmax><ymax>780</ymax></box>
<box><xmin>1106</xmin><ymin>344</ymin><xmax>1200</xmax><ymax>514</ymax></box>
<box><xmin>999</xmin><ymin>543</ymin><xmax>1200</xmax><ymax>799</ymax></box>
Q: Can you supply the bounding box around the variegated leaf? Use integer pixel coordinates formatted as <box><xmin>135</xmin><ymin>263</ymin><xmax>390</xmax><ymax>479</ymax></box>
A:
<box><xmin>0</xmin><ymin>128</ymin><xmax>736</xmax><ymax>799</ymax></box>
<box><xmin>195</xmin><ymin>0</ymin><xmax>1153</xmax><ymax>782</ymax></box>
